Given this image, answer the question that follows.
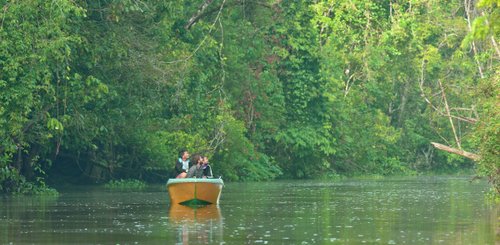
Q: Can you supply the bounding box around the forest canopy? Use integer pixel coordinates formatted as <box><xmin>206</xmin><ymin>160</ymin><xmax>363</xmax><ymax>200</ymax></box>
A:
<box><xmin>0</xmin><ymin>0</ymin><xmax>498</xmax><ymax>194</ymax></box>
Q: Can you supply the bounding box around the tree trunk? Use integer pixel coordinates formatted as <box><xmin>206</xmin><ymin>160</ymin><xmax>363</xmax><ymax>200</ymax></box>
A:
<box><xmin>430</xmin><ymin>142</ymin><xmax>480</xmax><ymax>161</ymax></box>
<box><xmin>397</xmin><ymin>79</ymin><xmax>410</xmax><ymax>127</ymax></box>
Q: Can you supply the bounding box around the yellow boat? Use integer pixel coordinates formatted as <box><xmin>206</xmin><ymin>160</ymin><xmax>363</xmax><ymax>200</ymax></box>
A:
<box><xmin>167</xmin><ymin>178</ymin><xmax>224</xmax><ymax>205</ymax></box>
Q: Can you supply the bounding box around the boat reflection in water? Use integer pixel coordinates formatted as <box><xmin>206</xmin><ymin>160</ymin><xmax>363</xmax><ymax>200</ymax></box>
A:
<box><xmin>169</xmin><ymin>204</ymin><xmax>223</xmax><ymax>245</ymax></box>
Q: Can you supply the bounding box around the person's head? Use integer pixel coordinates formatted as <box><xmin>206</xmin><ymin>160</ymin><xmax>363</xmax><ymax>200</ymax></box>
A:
<box><xmin>191</xmin><ymin>154</ymin><xmax>203</xmax><ymax>165</ymax></box>
<box><xmin>179</xmin><ymin>149</ymin><xmax>189</xmax><ymax>161</ymax></box>
<box><xmin>202</xmin><ymin>156</ymin><xmax>209</xmax><ymax>164</ymax></box>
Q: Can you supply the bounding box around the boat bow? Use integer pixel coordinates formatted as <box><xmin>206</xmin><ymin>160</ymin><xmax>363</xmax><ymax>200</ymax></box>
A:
<box><xmin>167</xmin><ymin>178</ymin><xmax>224</xmax><ymax>205</ymax></box>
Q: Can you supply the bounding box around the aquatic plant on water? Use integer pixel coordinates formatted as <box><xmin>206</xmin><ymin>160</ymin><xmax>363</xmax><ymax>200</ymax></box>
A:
<box><xmin>104</xmin><ymin>179</ymin><xmax>147</xmax><ymax>190</ymax></box>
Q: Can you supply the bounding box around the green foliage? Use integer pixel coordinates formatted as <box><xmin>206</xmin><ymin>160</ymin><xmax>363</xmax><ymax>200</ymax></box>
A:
<box><xmin>213</xmin><ymin>110</ymin><xmax>282</xmax><ymax>181</ymax></box>
<box><xmin>473</xmin><ymin>73</ymin><xmax>500</xmax><ymax>194</ymax></box>
<box><xmin>17</xmin><ymin>180</ymin><xmax>59</xmax><ymax>196</ymax></box>
<box><xmin>0</xmin><ymin>0</ymin><xmax>102</xmax><ymax>192</ymax></box>
<box><xmin>104</xmin><ymin>179</ymin><xmax>147</xmax><ymax>190</ymax></box>
<box><xmin>0</xmin><ymin>167</ymin><xmax>24</xmax><ymax>193</ymax></box>
<box><xmin>470</xmin><ymin>0</ymin><xmax>500</xmax><ymax>196</ymax></box>
<box><xmin>146</xmin><ymin>130</ymin><xmax>208</xmax><ymax>171</ymax></box>
<box><xmin>473</xmin><ymin>0</ymin><xmax>500</xmax><ymax>39</ymax></box>
<box><xmin>0</xmin><ymin>0</ymin><xmax>498</xmax><ymax>194</ymax></box>
<box><xmin>0</xmin><ymin>166</ymin><xmax>58</xmax><ymax>195</ymax></box>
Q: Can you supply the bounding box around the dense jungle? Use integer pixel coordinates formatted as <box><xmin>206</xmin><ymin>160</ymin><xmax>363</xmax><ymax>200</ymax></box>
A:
<box><xmin>0</xmin><ymin>0</ymin><xmax>498</xmax><ymax>195</ymax></box>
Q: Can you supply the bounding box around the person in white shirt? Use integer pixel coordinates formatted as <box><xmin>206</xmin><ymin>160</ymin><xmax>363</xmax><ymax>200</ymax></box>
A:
<box><xmin>175</xmin><ymin>149</ymin><xmax>190</xmax><ymax>178</ymax></box>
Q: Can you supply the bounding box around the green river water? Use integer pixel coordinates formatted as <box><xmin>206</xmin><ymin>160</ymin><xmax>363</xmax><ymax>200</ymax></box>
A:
<box><xmin>1</xmin><ymin>176</ymin><xmax>498</xmax><ymax>244</ymax></box>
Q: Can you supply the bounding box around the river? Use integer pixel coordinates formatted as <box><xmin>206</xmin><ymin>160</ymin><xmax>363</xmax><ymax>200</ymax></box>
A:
<box><xmin>0</xmin><ymin>176</ymin><xmax>497</xmax><ymax>244</ymax></box>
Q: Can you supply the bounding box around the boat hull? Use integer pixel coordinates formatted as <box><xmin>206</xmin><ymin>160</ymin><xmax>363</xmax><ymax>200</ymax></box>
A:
<box><xmin>167</xmin><ymin>178</ymin><xmax>224</xmax><ymax>205</ymax></box>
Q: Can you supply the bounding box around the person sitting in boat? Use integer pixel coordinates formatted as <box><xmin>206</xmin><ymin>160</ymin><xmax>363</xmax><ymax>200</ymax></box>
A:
<box><xmin>187</xmin><ymin>154</ymin><xmax>204</xmax><ymax>178</ymax></box>
<box><xmin>201</xmin><ymin>156</ymin><xmax>213</xmax><ymax>178</ymax></box>
<box><xmin>175</xmin><ymin>149</ymin><xmax>190</xmax><ymax>178</ymax></box>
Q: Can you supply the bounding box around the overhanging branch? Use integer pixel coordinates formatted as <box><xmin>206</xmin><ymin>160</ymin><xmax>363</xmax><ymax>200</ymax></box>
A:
<box><xmin>184</xmin><ymin>0</ymin><xmax>272</xmax><ymax>30</ymax></box>
<box><xmin>185</xmin><ymin>0</ymin><xmax>215</xmax><ymax>30</ymax></box>
<box><xmin>431</xmin><ymin>142</ymin><xmax>480</xmax><ymax>161</ymax></box>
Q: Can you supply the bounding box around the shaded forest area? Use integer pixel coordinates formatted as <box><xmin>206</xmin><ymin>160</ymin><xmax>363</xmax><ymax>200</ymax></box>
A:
<box><xmin>0</xmin><ymin>0</ymin><xmax>498</xmax><ymax>194</ymax></box>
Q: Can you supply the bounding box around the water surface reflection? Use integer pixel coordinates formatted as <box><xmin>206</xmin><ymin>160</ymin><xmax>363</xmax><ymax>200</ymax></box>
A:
<box><xmin>169</xmin><ymin>205</ymin><xmax>223</xmax><ymax>245</ymax></box>
<box><xmin>0</xmin><ymin>176</ymin><xmax>497</xmax><ymax>244</ymax></box>
<box><xmin>220</xmin><ymin>176</ymin><xmax>498</xmax><ymax>244</ymax></box>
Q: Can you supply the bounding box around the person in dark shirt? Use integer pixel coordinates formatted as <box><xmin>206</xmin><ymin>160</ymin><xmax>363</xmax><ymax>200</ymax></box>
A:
<box><xmin>187</xmin><ymin>154</ymin><xmax>204</xmax><ymax>178</ymax></box>
<box><xmin>201</xmin><ymin>156</ymin><xmax>213</xmax><ymax>178</ymax></box>
<box><xmin>175</xmin><ymin>149</ymin><xmax>190</xmax><ymax>178</ymax></box>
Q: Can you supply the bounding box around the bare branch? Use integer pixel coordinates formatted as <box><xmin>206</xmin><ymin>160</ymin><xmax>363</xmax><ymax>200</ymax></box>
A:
<box><xmin>185</xmin><ymin>0</ymin><xmax>272</xmax><ymax>30</ymax></box>
<box><xmin>431</xmin><ymin>142</ymin><xmax>480</xmax><ymax>161</ymax></box>
<box><xmin>464</xmin><ymin>0</ymin><xmax>485</xmax><ymax>78</ymax></box>
<box><xmin>165</xmin><ymin>0</ymin><xmax>227</xmax><ymax>64</ymax></box>
<box><xmin>419</xmin><ymin>59</ymin><xmax>479</xmax><ymax>124</ymax></box>
<box><xmin>479</xmin><ymin>12</ymin><xmax>500</xmax><ymax>58</ymax></box>
<box><xmin>438</xmin><ymin>79</ymin><xmax>461</xmax><ymax>149</ymax></box>
<box><xmin>318</xmin><ymin>1</ymin><xmax>335</xmax><ymax>48</ymax></box>
<box><xmin>344</xmin><ymin>72</ymin><xmax>356</xmax><ymax>97</ymax></box>
<box><xmin>185</xmin><ymin>0</ymin><xmax>215</xmax><ymax>30</ymax></box>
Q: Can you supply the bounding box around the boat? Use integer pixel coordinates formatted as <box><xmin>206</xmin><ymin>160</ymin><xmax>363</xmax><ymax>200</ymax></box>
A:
<box><xmin>167</xmin><ymin>178</ymin><xmax>224</xmax><ymax>205</ymax></box>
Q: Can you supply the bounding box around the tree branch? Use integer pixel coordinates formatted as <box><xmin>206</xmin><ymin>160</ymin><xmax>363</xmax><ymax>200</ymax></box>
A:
<box><xmin>464</xmin><ymin>0</ymin><xmax>485</xmax><ymax>78</ymax></box>
<box><xmin>184</xmin><ymin>0</ymin><xmax>272</xmax><ymax>30</ymax></box>
<box><xmin>419</xmin><ymin>59</ymin><xmax>478</xmax><ymax>124</ymax></box>
<box><xmin>438</xmin><ymin>79</ymin><xmax>461</xmax><ymax>149</ymax></box>
<box><xmin>431</xmin><ymin>142</ymin><xmax>480</xmax><ymax>161</ymax></box>
<box><xmin>185</xmin><ymin>0</ymin><xmax>215</xmax><ymax>30</ymax></box>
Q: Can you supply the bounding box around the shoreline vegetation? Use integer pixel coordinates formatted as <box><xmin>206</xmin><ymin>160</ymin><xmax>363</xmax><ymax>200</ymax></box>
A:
<box><xmin>104</xmin><ymin>179</ymin><xmax>147</xmax><ymax>190</ymax></box>
<box><xmin>19</xmin><ymin>172</ymin><xmax>486</xmax><ymax>196</ymax></box>
<box><xmin>0</xmin><ymin>1</ymin><xmax>498</xmax><ymax>197</ymax></box>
